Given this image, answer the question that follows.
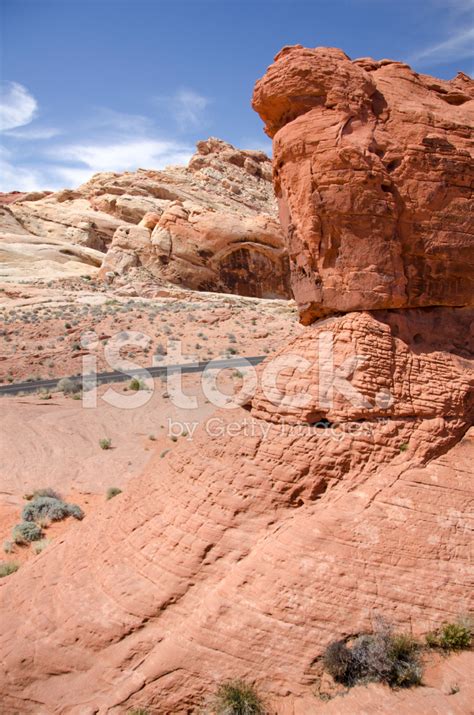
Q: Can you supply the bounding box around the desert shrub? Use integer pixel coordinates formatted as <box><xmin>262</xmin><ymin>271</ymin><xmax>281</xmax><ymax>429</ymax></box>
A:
<box><xmin>426</xmin><ymin>620</ymin><xmax>472</xmax><ymax>651</ymax></box>
<box><xmin>66</xmin><ymin>504</ymin><xmax>85</xmax><ymax>520</ymax></box>
<box><xmin>56</xmin><ymin>377</ymin><xmax>80</xmax><ymax>395</ymax></box>
<box><xmin>127</xmin><ymin>710</ymin><xmax>150</xmax><ymax>715</ymax></box>
<box><xmin>27</xmin><ymin>487</ymin><xmax>62</xmax><ymax>501</ymax></box>
<box><xmin>386</xmin><ymin>634</ymin><xmax>422</xmax><ymax>687</ymax></box>
<box><xmin>32</xmin><ymin>538</ymin><xmax>51</xmax><ymax>555</ymax></box>
<box><xmin>106</xmin><ymin>487</ymin><xmax>122</xmax><ymax>500</ymax></box>
<box><xmin>211</xmin><ymin>680</ymin><xmax>265</xmax><ymax>715</ymax></box>
<box><xmin>12</xmin><ymin>522</ymin><xmax>43</xmax><ymax>544</ymax></box>
<box><xmin>2</xmin><ymin>540</ymin><xmax>14</xmax><ymax>554</ymax></box>
<box><xmin>22</xmin><ymin>496</ymin><xmax>84</xmax><ymax>523</ymax></box>
<box><xmin>129</xmin><ymin>377</ymin><xmax>144</xmax><ymax>391</ymax></box>
<box><xmin>99</xmin><ymin>438</ymin><xmax>112</xmax><ymax>450</ymax></box>
<box><xmin>0</xmin><ymin>562</ymin><xmax>19</xmax><ymax>578</ymax></box>
<box><xmin>323</xmin><ymin>626</ymin><xmax>422</xmax><ymax>689</ymax></box>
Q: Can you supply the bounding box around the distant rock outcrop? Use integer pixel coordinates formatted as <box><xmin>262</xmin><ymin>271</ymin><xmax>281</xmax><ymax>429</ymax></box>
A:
<box><xmin>96</xmin><ymin>139</ymin><xmax>290</xmax><ymax>298</ymax></box>
<box><xmin>0</xmin><ymin>139</ymin><xmax>291</xmax><ymax>298</ymax></box>
<box><xmin>252</xmin><ymin>46</ymin><xmax>474</xmax><ymax>323</ymax></box>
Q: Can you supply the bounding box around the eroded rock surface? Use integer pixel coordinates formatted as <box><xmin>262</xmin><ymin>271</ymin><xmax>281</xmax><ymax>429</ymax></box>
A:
<box><xmin>0</xmin><ymin>139</ymin><xmax>290</xmax><ymax>297</ymax></box>
<box><xmin>0</xmin><ymin>308</ymin><xmax>472</xmax><ymax>713</ymax></box>
<box><xmin>0</xmin><ymin>49</ymin><xmax>472</xmax><ymax>714</ymax></box>
<box><xmin>252</xmin><ymin>46</ymin><xmax>474</xmax><ymax>323</ymax></box>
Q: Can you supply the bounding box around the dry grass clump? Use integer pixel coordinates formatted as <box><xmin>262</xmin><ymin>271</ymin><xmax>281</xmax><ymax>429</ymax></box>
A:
<box><xmin>323</xmin><ymin>622</ymin><xmax>422</xmax><ymax>689</ymax></box>
<box><xmin>0</xmin><ymin>562</ymin><xmax>19</xmax><ymax>578</ymax></box>
<box><xmin>210</xmin><ymin>680</ymin><xmax>266</xmax><ymax>714</ymax></box>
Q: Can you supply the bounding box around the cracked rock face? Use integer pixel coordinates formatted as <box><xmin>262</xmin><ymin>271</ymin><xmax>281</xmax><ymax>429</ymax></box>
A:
<box><xmin>0</xmin><ymin>49</ymin><xmax>472</xmax><ymax>714</ymax></box>
<box><xmin>0</xmin><ymin>138</ymin><xmax>291</xmax><ymax>297</ymax></box>
<box><xmin>0</xmin><ymin>309</ymin><xmax>472</xmax><ymax>713</ymax></box>
<box><xmin>252</xmin><ymin>46</ymin><xmax>474</xmax><ymax>323</ymax></box>
<box><xmin>86</xmin><ymin>137</ymin><xmax>291</xmax><ymax>298</ymax></box>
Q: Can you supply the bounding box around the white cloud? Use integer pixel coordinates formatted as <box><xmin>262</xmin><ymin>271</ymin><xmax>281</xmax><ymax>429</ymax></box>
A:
<box><xmin>175</xmin><ymin>89</ymin><xmax>209</xmax><ymax>128</ymax></box>
<box><xmin>0</xmin><ymin>137</ymin><xmax>194</xmax><ymax>192</ymax></box>
<box><xmin>442</xmin><ymin>0</ymin><xmax>474</xmax><ymax>13</ymax></box>
<box><xmin>0</xmin><ymin>147</ymin><xmax>45</xmax><ymax>191</ymax></box>
<box><xmin>155</xmin><ymin>88</ymin><xmax>210</xmax><ymax>130</ymax></box>
<box><xmin>81</xmin><ymin>108</ymin><xmax>155</xmax><ymax>135</ymax></box>
<box><xmin>409</xmin><ymin>26</ymin><xmax>474</xmax><ymax>65</ymax></box>
<box><xmin>4</xmin><ymin>126</ymin><xmax>61</xmax><ymax>140</ymax></box>
<box><xmin>52</xmin><ymin>166</ymin><xmax>99</xmax><ymax>187</ymax></box>
<box><xmin>53</xmin><ymin>138</ymin><xmax>194</xmax><ymax>175</ymax></box>
<box><xmin>0</xmin><ymin>81</ymin><xmax>38</xmax><ymax>131</ymax></box>
<box><xmin>0</xmin><ymin>95</ymin><xmax>197</xmax><ymax>191</ymax></box>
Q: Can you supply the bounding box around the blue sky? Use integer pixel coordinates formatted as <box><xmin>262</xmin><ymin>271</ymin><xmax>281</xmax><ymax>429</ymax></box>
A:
<box><xmin>0</xmin><ymin>0</ymin><xmax>473</xmax><ymax>191</ymax></box>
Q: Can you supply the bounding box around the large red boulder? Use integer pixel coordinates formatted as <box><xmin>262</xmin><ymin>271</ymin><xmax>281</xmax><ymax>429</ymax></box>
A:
<box><xmin>253</xmin><ymin>46</ymin><xmax>474</xmax><ymax>323</ymax></box>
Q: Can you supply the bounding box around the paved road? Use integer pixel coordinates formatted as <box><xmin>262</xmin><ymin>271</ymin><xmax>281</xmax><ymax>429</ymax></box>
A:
<box><xmin>0</xmin><ymin>356</ymin><xmax>267</xmax><ymax>396</ymax></box>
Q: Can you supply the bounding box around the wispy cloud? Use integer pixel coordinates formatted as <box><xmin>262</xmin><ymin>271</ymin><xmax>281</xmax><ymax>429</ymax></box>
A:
<box><xmin>409</xmin><ymin>26</ymin><xmax>474</xmax><ymax>65</ymax></box>
<box><xmin>0</xmin><ymin>81</ymin><xmax>38</xmax><ymax>131</ymax></box>
<box><xmin>0</xmin><ymin>147</ymin><xmax>45</xmax><ymax>191</ymax></box>
<box><xmin>408</xmin><ymin>0</ymin><xmax>474</xmax><ymax>67</ymax></box>
<box><xmin>80</xmin><ymin>108</ymin><xmax>155</xmax><ymax>135</ymax></box>
<box><xmin>52</xmin><ymin>138</ymin><xmax>194</xmax><ymax>176</ymax></box>
<box><xmin>155</xmin><ymin>88</ymin><xmax>210</xmax><ymax>131</ymax></box>
<box><xmin>4</xmin><ymin>126</ymin><xmax>61</xmax><ymax>140</ymax></box>
<box><xmin>0</xmin><ymin>135</ymin><xmax>194</xmax><ymax>191</ymax></box>
<box><xmin>0</xmin><ymin>83</ymin><xmax>198</xmax><ymax>191</ymax></box>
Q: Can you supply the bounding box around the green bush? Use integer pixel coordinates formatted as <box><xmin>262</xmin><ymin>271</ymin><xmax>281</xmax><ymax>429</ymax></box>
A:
<box><xmin>66</xmin><ymin>504</ymin><xmax>84</xmax><ymax>520</ymax></box>
<box><xmin>0</xmin><ymin>562</ymin><xmax>19</xmax><ymax>578</ymax></box>
<box><xmin>22</xmin><ymin>496</ymin><xmax>84</xmax><ymax>523</ymax></box>
<box><xmin>426</xmin><ymin>620</ymin><xmax>472</xmax><ymax>651</ymax></box>
<box><xmin>99</xmin><ymin>438</ymin><xmax>112</xmax><ymax>450</ymax></box>
<box><xmin>211</xmin><ymin>680</ymin><xmax>266</xmax><ymax>714</ymax></box>
<box><xmin>12</xmin><ymin>522</ymin><xmax>43</xmax><ymax>544</ymax></box>
<box><xmin>56</xmin><ymin>377</ymin><xmax>80</xmax><ymax>395</ymax></box>
<box><xmin>106</xmin><ymin>487</ymin><xmax>122</xmax><ymax>500</ymax></box>
<box><xmin>323</xmin><ymin>626</ymin><xmax>422</xmax><ymax>689</ymax></box>
<box><xmin>129</xmin><ymin>377</ymin><xmax>147</xmax><ymax>391</ymax></box>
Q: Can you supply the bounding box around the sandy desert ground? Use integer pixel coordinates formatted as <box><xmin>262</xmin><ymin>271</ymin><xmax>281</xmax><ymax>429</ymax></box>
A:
<box><xmin>0</xmin><ymin>272</ymin><xmax>302</xmax><ymax>571</ymax></box>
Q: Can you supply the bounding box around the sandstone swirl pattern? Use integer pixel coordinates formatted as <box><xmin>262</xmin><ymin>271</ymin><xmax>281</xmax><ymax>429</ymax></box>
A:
<box><xmin>0</xmin><ymin>138</ymin><xmax>290</xmax><ymax>299</ymax></box>
<box><xmin>0</xmin><ymin>48</ymin><xmax>473</xmax><ymax>713</ymax></box>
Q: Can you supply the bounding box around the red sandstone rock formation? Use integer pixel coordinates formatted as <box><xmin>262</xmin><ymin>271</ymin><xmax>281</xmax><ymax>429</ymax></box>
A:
<box><xmin>0</xmin><ymin>139</ymin><xmax>290</xmax><ymax>297</ymax></box>
<box><xmin>252</xmin><ymin>46</ymin><xmax>474</xmax><ymax>323</ymax></box>
<box><xmin>0</xmin><ymin>307</ymin><xmax>472</xmax><ymax>713</ymax></box>
<box><xmin>0</xmin><ymin>49</ymin><xmax>472</xmax><ymax>713</ymax></box>
<box><xmin>97</xmin><ymin>139</ymin><xmax>290</xmax><ymax>298</ymax></box>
